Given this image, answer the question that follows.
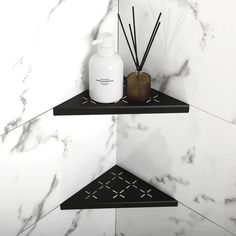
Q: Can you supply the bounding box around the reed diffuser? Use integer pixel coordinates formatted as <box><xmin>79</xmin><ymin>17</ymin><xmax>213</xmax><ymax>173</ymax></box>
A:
<box><xmin>118</xmin><ymin>7</ymin><xmax>162</xmax><ymax>102</ymax></box>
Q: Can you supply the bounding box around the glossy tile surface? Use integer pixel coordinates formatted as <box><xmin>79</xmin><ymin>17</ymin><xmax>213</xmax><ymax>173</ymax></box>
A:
<box><xmin>0</xmin><ymin>1</ymin><xmax>118</xmax><ymax>235</ymax></box>
<box><xmin>0</xmin><ymin>0</ymin><xmax>118</xmax><ymax>135</ymax></box>
<box><xmin>21</xmin><ymin>208</ymin><xmax>115</xmax><ymax>236</ymax></box>
<box><xmin>116</xmin><ymin>205</ymin><xmax>234</xmax><ymax>236</ymax></box>
<box><xmin>118</xmin><ymin>0</ymin><xmax>236</xmax><ymax>233</ymax></box>
<box><xmin>19</xmin><ymin>203</ymin><xmax>234</xmax><ymax>236</ymax></box>
<box><xmin>0</xmin><ymin>111</ymin><xmax>116</xmax><ymax>235</ymax></box>
<box><xmin>117</xmin><ymin>108</ymin><xmax>236</xmax><ymax>233</ymax></box>
<box><xmin>119</xmin><ymin>0</ymin><xmax>236</xmax><ymax>125</ymax></box>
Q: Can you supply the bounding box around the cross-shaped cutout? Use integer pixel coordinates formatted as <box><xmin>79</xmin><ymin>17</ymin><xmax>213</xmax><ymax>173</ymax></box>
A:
<box><xmin>112</xmin><ymin>189</ymin><xmax>126</xmax><ymax>199</ymax></box>
<box><xmin>146</xmin><ymin>94</ymin><xmax>160</xmax><ymax>104</ymax></box>
<box><xmin>60</xmin><ymin>165</ymin><xmax>178</xmax><ymax>209</ymax></box>
<box><xmin>111</xmin><ymin>171</ymin><xmax>124</xmax><ymax>180</ymax></box>
<box><xmin>139</xmin><ymin>189</ymin><xmax>152</xmax><ymax>198</ymax></box>
<box><xmin>98</xmin><ymin>181</ymin><xmax>111</xmax><ymax>190</ymax></box>
<box><xmin>125</xmin><ymin>180</ymin><xmax>138</xmax><ymax>189</ymax></box>
<box><xmin>85</xmin><ymin>190</ymin><xmax>98</xmax><ymax>200</ymax></box>
<box><xmin>82</xmin><ymin>96</ymin><xmax>97</xmax><ymax>105</ymax></box>
<box><xmin>121</xmin><ymin>95</ymin><xmax>128</xmax><ymax>104</ymax></box>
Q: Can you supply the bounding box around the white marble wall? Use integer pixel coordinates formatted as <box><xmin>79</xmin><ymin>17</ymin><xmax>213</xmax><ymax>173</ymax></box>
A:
<box><xmin>118</xmin><ymin>0</ymin><xmax>236</xmax><ymax>234</ymax></box>
<box><xmin>0</xmin><ymin>0</ymin><xmax>118</xmax><ymax>235</ymax></box>
<box><xmin>3</xmin><ymin>0</ymin><xmax>236</xmax><ymax>235</ymax></box>
<box><xmin>0</xmin><ymin>0</ymin><xmax>118</xmax><ymax>136</ymax></box>
<box><xmin>20</xmin><ymin>204</ymin><xmax>233</xmax><ymax>236</ymax></box>
<box><xmin>117</xmin><ymin>109</ymin><xmax>236</xmax><ymax>234</ymax></box>
<box><xmin>119</xmin><ymin>0</ymin><xmax>236</xmax><ymax>125</ymax></box>
<box><xmin>0</xmin><ymin>111</ymin><xmax>116</xmax><ymax>235</ymax></box>
<box><xmin>21</xmin><ymin>208</ymin><xmax>115</xmax><ymax>236</ymax></box>
<box><xmin>116</xmin><ymin>205</ymin><xmax>233</xmax><ymax>236</ymax></box>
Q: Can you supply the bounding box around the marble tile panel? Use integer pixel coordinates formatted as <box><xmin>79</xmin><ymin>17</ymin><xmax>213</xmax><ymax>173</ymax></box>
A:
<box><xmin>21</xmin><ymin>208</ymin><xmax>115</xmax><ymax>236</ymax></box>
<box><xmin>116</xmin><ymin>205</ymin><xmax>234</xmax><ymax>236</ymax></box>
<box><xmin>0</xmin><ymin>110</ymin><xmax>116</xmax><ymax>235</ymax></box>
<box><xmin>0</xmin><ymin>0</ymin><xmax>118</xmax><ymax>135</ymax></box>
<box><xmin>117</xmin><ymin>107</ymin><xmax>236</xmax><ymax>233</ymax></box>
<box><xmin>119</xmin><ymin>0</ymin><xmax>236</xmax><ymax>124</ymax></box>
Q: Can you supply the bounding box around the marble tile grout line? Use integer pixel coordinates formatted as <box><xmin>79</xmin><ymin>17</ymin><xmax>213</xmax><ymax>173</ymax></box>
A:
<box><xmin>18</xmin><ymin>205</ymin><xmax>59</xmax><ymax>236</ymax></box>
<box><xmin>178</xmin><ymin>201</ymin><xmax>236</xmax><ymax>236</ymax></box>
<box><xmin>190</xmin><ymin>104</ymin><xmax>236</xmax><ymax>128</ymax></box>
<box><xmin>0</xmin><ymin>91</ymin><xmax>86</xmax><ymax>139</ymax></box>
<box><xmin>2</xmin><ymin>99</ymin><xmax>236</xmax><ymax>142</ymax></box>
<box><xmin>0</xmin><ymin>107</ymin><xmax>53</xmax><ymax>139</ymax></box>
<box><xmin>18</xmin><ymin>202</ymin><xmax>236</xmax><ymax>236</ymax></box>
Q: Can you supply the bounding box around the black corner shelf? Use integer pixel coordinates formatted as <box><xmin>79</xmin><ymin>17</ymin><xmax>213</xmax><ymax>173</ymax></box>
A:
<box><xmin>60</xmin><ymin>165</ymin><xmax>178</xmax><ymax>210</ymax></box>
<box><xmin>53</xmin><ymin>89</ymin><xmax>189</xmax><ymax>116</ymax></box>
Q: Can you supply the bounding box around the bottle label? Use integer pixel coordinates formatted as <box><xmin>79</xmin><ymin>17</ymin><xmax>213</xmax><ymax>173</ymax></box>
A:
<box><xmin>96</xmin><ymin>78</ymin><xmax>114</xmax><ymax>86</ymax></box>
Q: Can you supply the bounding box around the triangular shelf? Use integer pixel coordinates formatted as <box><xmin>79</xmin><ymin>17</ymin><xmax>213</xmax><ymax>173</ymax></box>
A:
<box><xmin>60</xmin><ymin>165</ymin><xmax>178</xmax><ymax>210</ymax></box>
<box><xmin>53</xmin><ymin>89</ymin><xmax>189</xmax><ymax>116</ymax></box>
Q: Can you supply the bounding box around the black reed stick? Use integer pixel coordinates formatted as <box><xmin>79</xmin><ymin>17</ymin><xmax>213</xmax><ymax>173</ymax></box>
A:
<box><xmin>139</xmin><ymin>22</ymin><xmax>161</xmax><ymax>71</ymax></box>
<box><xmin>118</xmin><ymin>13</ymin><xmax>139</xmax><ymax>70</ymax></box>
<box><xmin>118</xmin><ymin>7</ymin><xmax>162</xmax><ymax>72</ymax></box>
<box><xmin>139</xmin><ymin>12</ymin><xmax>162</xmax><ymax>71</ymax></box>
<box><xmin>129</xmin><ymin>24</ymin><xmax>137</xmax><ymax>57</ymax></box>
<box><xmin>140</xmin><ymin>22</ymin><xmax>161</xmax><ymax>71</ymax></box>
<box><xmin>132</xmin><ymin>6</ymin><xmax>140</xmax><ymax>70</ymax></box>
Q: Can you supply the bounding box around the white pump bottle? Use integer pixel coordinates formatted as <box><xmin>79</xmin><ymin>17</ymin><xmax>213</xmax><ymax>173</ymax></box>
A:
<box><xmin>89</xmin><ymin>32</ymin><xmax>123</xmax><ymax>103</ymax></box>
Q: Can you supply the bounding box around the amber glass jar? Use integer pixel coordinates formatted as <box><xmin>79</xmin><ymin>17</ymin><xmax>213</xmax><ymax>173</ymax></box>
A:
<box><xmin>126</xmin><ymin>71</ymin><xmax>151</xmax><ymax>102</ymax></box>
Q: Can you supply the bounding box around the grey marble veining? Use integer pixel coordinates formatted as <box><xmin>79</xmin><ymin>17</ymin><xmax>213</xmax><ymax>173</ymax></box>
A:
<box><xmin>48</xmin><ymin>0</ymin><xmax>68</xmax><ymax>20</ymax></box>
<box><xmin>155</xmin><ymin>59</ymin><xmax>189</xmax><ymax>93</ymax></box>
<box><xmin>117</xmin><ymin>108</ymin><xmax>236</xmax><ymax>234</ymax></box>
<box><xmin>63</xmin><ymin>210</ymin><xmax>82</xmax><ymax>236</ymax></box>
<box><xmin>19</xmin><ymin>200</ymin><xmax>234</xmax><ymax>236</ymax></box>
<box><xmin>119</xmin><ymin>0</ymin><xmax>236</xmax><ymax>125</ymax></box>
<box><xmin>116</xmin><ymin>204</ymin><xmax>235</xmax><ymax>236</ymax></box>
<box><xmin>20</xmin><ymin>208</ymin><xmax>115</xmax><ymax>236</ymax></box>
<box><xmin>0</xmin><ymin>0</ymin><xmax>118</xmax><ymax>137</ymax></box>
<box><xmin>0</xmin><ymin>1</ymin><xmax>118</xmax><ymax>234</ymax></box>
<box><xmin>0</xmin><ymin>110</ymin><xmax>116</xmax><ymax>235</ymax></box>
<box><xmin>118</xmin><ymin>1</ymin><xmax>236</xmax><ymax>232</ymax></box>
<box><xmin>17</xmin><ymin>175</ymin><xmax>58</xmax><ymax>235</ymax></box>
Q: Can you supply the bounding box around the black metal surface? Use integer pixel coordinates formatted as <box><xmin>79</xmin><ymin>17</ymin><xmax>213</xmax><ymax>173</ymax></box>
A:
<box><xmin>60</xmin><ymin>165</ymin><xmax>178</xmax><ymax>210</ymax></box>
<box><xmin>53</xmin><ymin>89</ymin><xmax>189</xmax><ymax>115</ymax></box>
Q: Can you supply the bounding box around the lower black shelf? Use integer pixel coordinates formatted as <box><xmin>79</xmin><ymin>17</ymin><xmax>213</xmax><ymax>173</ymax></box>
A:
<box><xmin>60</xmin><ymin>165</ymin><xmax>178</xmax><ymax>210</ymax></box>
